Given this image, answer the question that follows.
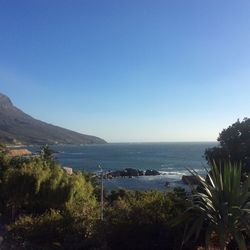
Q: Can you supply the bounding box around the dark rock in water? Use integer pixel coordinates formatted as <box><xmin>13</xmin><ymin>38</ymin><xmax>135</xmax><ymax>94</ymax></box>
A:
<box><xmin>104</xmin><ymin>168</ymin><xmax>144</xmax><ymax>178</ymax></box>
<box><xmin>145</xmin><ymin>169</ymin><xmax>160</xmax><ymax>176</ymax></box>
<box><xmin>104</xmin><ymin>168</ymin><xmax>163</xmax><ymax>179</ymax></box>
<box><xmin>182</xmin><ymin>175</ymin><xmax>199</xmax><ymax>185</ymax></box>
<box><xmin>125</xmin><ymin>168</ymin><xmax>143</xmax><ymax>177</ymax></box>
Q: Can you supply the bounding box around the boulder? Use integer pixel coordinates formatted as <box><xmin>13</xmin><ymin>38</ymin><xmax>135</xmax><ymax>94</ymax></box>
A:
<box><xmin>145</xmin><ymin>169</ymin><xmax>160</xmax><ymax>176</ymax></box>
<box><xmin>63</xmin><ymin>166</ymin><xmax>73</xmax><ymax>175</ymax></box>
<box><xmin>124</xmin><ymin>168</ymin><xmax>143</xmax><ymax>177</ymax></box>
<box><xmin>104</xmin><ymin>168</ymin><xmax>144</xmax><ymax>178</ymax></box>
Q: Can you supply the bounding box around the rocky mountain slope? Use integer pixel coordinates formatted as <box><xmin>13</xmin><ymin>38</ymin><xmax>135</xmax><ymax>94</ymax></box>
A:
<box><xmin>0</xmin><ymin>93</ymin><xmax>106</xmax><ymax>145</ymax></box>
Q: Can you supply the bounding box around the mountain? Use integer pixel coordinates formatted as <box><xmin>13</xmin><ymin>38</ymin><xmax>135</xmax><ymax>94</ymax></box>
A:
<box><xmin>0</xmin><ymin>93</ymin><xmax>106</xmax><ymax>145</ymax></box>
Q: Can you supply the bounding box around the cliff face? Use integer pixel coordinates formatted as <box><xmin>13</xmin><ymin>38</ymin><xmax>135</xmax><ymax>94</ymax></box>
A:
<box><xmin>0</xmin><ymin>93</ymin><xmax>106</xmax><ymax>145</ymax></box>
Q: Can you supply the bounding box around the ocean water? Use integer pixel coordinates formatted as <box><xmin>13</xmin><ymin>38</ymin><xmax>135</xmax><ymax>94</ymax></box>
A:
<box><xmin>29</xmin><ymin>142</ymin><xmax>217</xmax><ymax>190</ymax></box>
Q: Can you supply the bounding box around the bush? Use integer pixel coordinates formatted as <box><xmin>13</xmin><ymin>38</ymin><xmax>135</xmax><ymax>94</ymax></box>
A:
<box><xmin>6</xmin><ymin>210</ymin><xmax>64</xmax><ymax>248</ymax></box>
<box><xmin>6</xmin><ymin>208</ymin><xmax>100</xmax><ymax>250</ymax></box>
<box><xmin>99</xmin><ymin>189</ymin><xmax>191</xmax><ymax>250</ymax></box>
<box><xmin>0</xmin><ymin>149</ymin><xmax>99</xmax><ymax>249</ymax></box>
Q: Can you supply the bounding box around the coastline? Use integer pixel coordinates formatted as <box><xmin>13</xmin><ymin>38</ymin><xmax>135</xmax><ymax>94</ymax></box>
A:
<box><xmin>10</xmin><ymin>142</ymin><xmax>211</xmax><ymax>191</ymax></box>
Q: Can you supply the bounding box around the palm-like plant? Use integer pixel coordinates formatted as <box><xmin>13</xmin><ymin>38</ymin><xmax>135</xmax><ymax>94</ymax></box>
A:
<box><xmin>181</xmin><ymin>162</ymin><xmax>250</xmax><ymax>250</ymax></box>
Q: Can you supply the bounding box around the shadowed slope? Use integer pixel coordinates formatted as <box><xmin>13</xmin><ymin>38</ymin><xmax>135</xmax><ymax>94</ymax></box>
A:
<box><xmin>0</xmin><ymin>93</ymin><xmax>106</xmax><ymax>145</ymax></box>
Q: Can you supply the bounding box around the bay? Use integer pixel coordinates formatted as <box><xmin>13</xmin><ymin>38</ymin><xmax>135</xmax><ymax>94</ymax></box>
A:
<box><xmin>29</xmin><ymin>142</ymin><xmax>217</xmax><ymax>190</ymax></box>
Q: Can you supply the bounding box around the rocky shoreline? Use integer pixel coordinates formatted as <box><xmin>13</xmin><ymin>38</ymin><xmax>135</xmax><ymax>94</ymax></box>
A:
<box><xmin>103</xmin><ymin>168</ymin><xmax>161</xmax><ymax>179</ymax></box>
<box><xmin>103</xmin><ymin>168</ymin><xmax>199</xmax><ymax>186</ymax></box>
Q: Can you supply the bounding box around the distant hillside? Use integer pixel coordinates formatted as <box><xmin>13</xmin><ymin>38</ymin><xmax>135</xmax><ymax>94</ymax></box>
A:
<box><xmin>0</xmin><ymin>93</ymin><xmax>106</xmax><ymax>145</ymax></box>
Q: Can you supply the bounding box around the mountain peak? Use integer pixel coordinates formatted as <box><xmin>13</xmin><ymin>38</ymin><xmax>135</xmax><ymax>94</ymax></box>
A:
<box><xmin>0</xmin><ymin>93</ymin><xmax>13</xmax><ymax>108</ymax></box>
<box><xmin>0</xmin><ymin>92</ymin><xmax>106</xmax><ymax>145</ymax></box>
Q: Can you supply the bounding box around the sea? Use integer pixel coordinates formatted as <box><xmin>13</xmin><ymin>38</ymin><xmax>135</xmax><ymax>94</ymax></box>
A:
<box><xmin>28</xmin><ymin>142</ymin><xmax>217</xmax><ymax>191</ymax></box>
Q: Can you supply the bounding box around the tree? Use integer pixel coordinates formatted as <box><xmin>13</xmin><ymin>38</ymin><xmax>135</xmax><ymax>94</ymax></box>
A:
<box><xmin>39</xmin><ymin>144</ymin><xmax>56</xmax><ymax>165</ymax></box>
<box><xmin>205</xmin><ymin>118</ymin><xmax>250</xmax><ymax>173</ymax></box>
<box><xmin>178</xmin><ymin>162</ymin><xmax>250</xmax><ymax>250</ymax></box>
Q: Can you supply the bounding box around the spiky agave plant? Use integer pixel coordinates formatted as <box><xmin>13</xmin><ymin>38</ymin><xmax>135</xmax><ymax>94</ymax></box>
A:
<box><xmin>180</xmin><ymin>162</ymin><xmax>250</xmax><ymax>250</ymax></box>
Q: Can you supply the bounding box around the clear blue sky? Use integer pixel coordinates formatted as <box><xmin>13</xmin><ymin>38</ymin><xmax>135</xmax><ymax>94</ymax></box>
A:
<box><xmin>0</xmin><ymin>0</ymin><xmax>250</xmax><ymax>142</ymax></box>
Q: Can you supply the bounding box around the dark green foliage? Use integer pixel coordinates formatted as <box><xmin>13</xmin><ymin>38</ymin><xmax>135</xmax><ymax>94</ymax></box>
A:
<box><xmin>205</xmin><ymin>118</ymin><xmax>250</xmax><ymax>173</ymax></box>
<box><xmin>0</xmin><ymin>142</ymin><xmax>8</xmax><ymax>171</ymax></box>
<box><xmin>99</xmin><ymin>188</ymin><xmax>191</xmax><ymax>250</ymax></box>
<box><xmin>107</xmin><ymin>189</ymin><xmax>127</xmax><ymax>205</ymax></box>
<box><xmin>6</xmin><ymin>210</ymin><xmax>65</xmax><ymax>249</ymax></box>
<box><xmin>39</xmin><ymin>144</ymin><xmax>56</xmax><ymax>165</ymax></box>
<box><xmin>0</xmin><ymin>141</ymin><xmax>6</xmax><ymax>154</ymax></box>
<box><xmin>82</xmin><ymin>171</ymin><xmax>104</xmax><ymax>200</ymax></box>
<box><xmin>0</xmin><ymin>143</ymin><xmax>8</xmax><ymax>215</ymax></box>
<box><xmin>6</xmin><ymin>208</ymin><xmax>100</xmax><ymax>250</ymax></box>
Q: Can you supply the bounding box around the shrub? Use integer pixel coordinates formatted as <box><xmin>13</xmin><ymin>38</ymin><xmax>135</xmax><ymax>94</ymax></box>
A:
<box><xmin>100</xmin><ymin>189</ymin><xmax>190</xmax><ymax>250</ymax></box>
<box><xmin>178</xmin><ymin>162</ymin><xmax>250</xmax><ymax>250</ymax></box>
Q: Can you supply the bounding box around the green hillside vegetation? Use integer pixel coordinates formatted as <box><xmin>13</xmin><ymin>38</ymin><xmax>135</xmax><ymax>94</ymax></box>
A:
<box><xmin>0</xmin><ymin>119</ymin><xmax>249</xmax><ymax>249</ymax></box>
<box><xmin>101</xmin><ymin>188</ymin><xmax>190</xmax><ymax>250</ymax></box>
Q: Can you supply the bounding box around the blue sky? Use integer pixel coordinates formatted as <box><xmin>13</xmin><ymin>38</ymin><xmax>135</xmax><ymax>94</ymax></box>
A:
<box><xmin>0</xmin><ymin>0</ymin><xmax>250</xmax><ymax>142</ymax></box>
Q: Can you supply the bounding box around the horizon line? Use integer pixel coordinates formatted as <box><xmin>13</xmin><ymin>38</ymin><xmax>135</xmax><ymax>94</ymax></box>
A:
<box><xmin>105</xmin><ymin>140</ymin><xmax>217</xmax><ymax>144</ymax></box>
